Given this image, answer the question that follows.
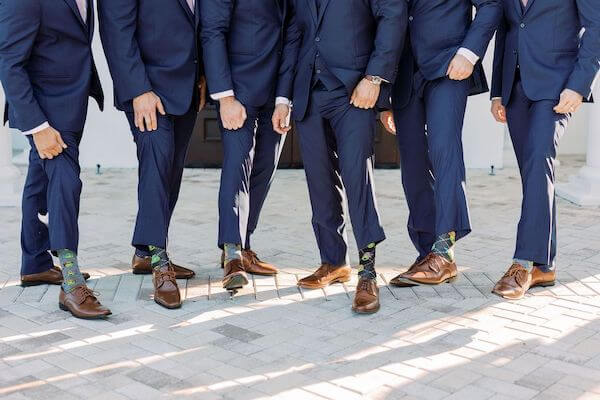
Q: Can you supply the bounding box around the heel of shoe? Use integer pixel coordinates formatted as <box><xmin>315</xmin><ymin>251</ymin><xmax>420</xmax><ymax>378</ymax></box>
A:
<box><xmin>533</xmin><ymin>281</ymin><xmax>555</xmax><ymax>288</ymax></box>
<box><xmin>333</xmin><ymin>276</ymin><xmax>351</xmax><ymax>284</ymax></box>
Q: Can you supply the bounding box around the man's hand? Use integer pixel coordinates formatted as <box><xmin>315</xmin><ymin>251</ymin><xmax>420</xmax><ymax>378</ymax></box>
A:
<box><xmin>219</xmin><ymin>96</ymin><xmax>247</xmax><ymax>130</ymax></box>
<box><xmin>198</xmin><ymin>76</ymin><xmax>207</xmax><ymax>112</ymax></box>
<box><xmin>447</xmin><ymin>54</ymin><xmax>474</xmax><ymax>81</ymax></box>
<box><xmin>491</xmin><ymin>99</ymin><xmax>507</xmax><ymax>123</ymax></box>
<box><xmin>133</xmin><ymin>91</ymin><xmax>166</xmax><ymax>132</ymax></box>
<box><xmin>350</xmin><ymin>78</ymin><xmax>380</xmax><ymax>109</ymax></box>
<box><xmin>32</xmin><ymin>126</ymin><xmax>67</xmax><ymax>160</ymax></box>
<box><xmin>380</xmin><ymin>110</ymin><xmax>396</xmax><ymax>135</ymax></box>
<box><xmin>272</xmin><ymin>104</ymin><xmax>291</xmax><ymax>135</ymax></box>
<box><xmin>554</xmin><ymin>89</ymin><xmax>583</xmax><ymax>114</ymax></box>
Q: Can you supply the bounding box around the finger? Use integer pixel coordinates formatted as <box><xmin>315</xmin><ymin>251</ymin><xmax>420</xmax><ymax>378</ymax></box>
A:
<box><xmin>156</xmin><ymin>99</ymin><xmax>166</xmax><ymax>116</ymax></box>
<box><xmin>56</xmin><ymin>134</ymin><xmax>68</xmax><ymax>149</ymax></box>
<box><xmin>137</xmin><ymin>113</ymin><xmax>145</xmax><ymax>132</ymax></box>
<box><xmin>150</xmin><ymin>109</ymin><xmax>157</xmax><ymax>131</ymax></box>
<box><xmin>143</xmin><ymin>113</ymin><xmax>153</xmax><ymax>132</ymax></box>
<box><xmin>46</xmin><ymin>154</ymin><xmax>54</xmax><ymax>160</ymax></box>
<box><xmin>135</xmin><ymin>112</ymin><xmax>143</xmax><ymax>131</ymax></box>
<box><xmin>39</xmin><ymin>151</ymin><xmax>48</xmax><ymax>160</ymax></box>
<box><xmin>446</xmin><ymin>62</ymin><xmax>454</xmax><ymax>76</ymax></box>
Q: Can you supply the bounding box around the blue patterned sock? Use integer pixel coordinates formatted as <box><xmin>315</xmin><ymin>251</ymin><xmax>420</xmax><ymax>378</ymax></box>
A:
<box><xmin>432</xmin><ymin>232</ymin><xmax>456</xmax><ymax>262</ymax></box>
<box><xmin>58</xmin><ymin>249</ymin><xmax>86</xmax><ymax>293</ymax></box>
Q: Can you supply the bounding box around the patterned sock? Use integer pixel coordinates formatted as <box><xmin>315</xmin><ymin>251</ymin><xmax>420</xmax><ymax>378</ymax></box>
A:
<box><xmin>515</xmin><ymin>259</ymin><xmax>533</xmax><ymax>272</ymax></box>
<box><xmin>432</xmin><ymin>232</ymin><xmax>456</xmax><ymax>262</ymax></box>
<box><xmin>149</xmin><ymin>245</ymin><xmax>169</xmax><ymax>271</ymax></box>
<box><xmin>224</xmin><ymin>243</ymin><xmax>242</xmax><ymax>266</ymax></box>
<box><xmin>358</xmin><ymin>242</ymin><xmax>377</xmax><ymax>280</ymax></box>
<box><xmin>58</xmin><ymin>249</ymin><xmax>86</xmax><ymax>293</ymax></box>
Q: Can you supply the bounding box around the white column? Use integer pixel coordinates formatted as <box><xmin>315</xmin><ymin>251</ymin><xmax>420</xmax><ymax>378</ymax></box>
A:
<box><xmin>557</xmin><ymin>84</ymin><xmax>600</xmax><ymax>206</ymax></box>
<box><xmin>0</xmin><ymin>84</ymin><xmax>20</xmax><ymax>207</ymax></box>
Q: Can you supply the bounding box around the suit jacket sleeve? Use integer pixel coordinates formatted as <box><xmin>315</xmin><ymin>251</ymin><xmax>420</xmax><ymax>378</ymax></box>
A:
<box><xmin>365</xmin><ymin>0</ymin><xmax>407</xmax><ymax>82</ymax></box>
<box><xmin>276</xmin><ymin>0</ymin><xmax>302</xmax><ymax>99</ymax></box>
<box><xmin>566</xmin><ymin>0</ymin><xmax>600</xmax><ymax>100</ymax></box>
<box><xmin>490</xmin><ymin>14</ymin><xmax>507</xmax><ymax>99</ymax></box>
<box><xmin>97</xmin><ymin>0</ymin><xmax>152</xmax><ymax>104</ymax></box>
<box><xmin>461</xmin><ymin>0</ymin><xmax>502</xmax><ymax>59</ymax></box>
<box><xmin>200</xmin><ymin>0</ymin><xmax>235</xmax><ymax>96</ymax></box>
<box><xmin>0</xmin><ymin>0</ymin><xmax>47</xmax><ymax>131</ymax></box>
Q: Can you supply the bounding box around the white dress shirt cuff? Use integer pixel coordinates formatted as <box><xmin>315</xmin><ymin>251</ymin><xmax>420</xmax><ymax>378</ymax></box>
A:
<box><xmin>210</xmin><ymin>90</ymin><xmax>235</xmax><ymax>101</ymax></box>
<box><xmin>22</xmin><ymin>121</ymin><xmax>49</xmax><ymax>136</ymax></box>
<box><xmin>491</xmin><ymin>97</ymin><xmax>502</xmax><ymax>101</ymax></box>
<box><xmin>457</xmin><ymin>48</ymin><xmax>480</xmax><ymax>65</ymax></box>
<box><xmin>275</xmin><ymin>97</ymin><xmax>291</xmax><ymax>106</ymax></box>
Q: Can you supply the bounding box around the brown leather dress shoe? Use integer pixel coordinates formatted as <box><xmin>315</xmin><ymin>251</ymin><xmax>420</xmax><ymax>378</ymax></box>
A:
<box><xmin>220</xmin><ymin>250</ymin><xmax>278</xmax><ymax>276</ymax></box>
<box><xmin>492</xmin><ymin>264</ymin><xmax>555</xmax><ymax>300</ymax></box>
<box><xmin>352</xmin><ymin>278</ymin><xmax>380</xmax><ymax>314</ymax></box>
<box><xmin>21</xmin><ymin>266</ymin><xmax>90</xmax><ymax>287</ymax></box>
<box><xmin>153</xmin><ymin>265</ymin><xmax>182</xmax><ymax>309</ymax></box>
<box><xmin>59</xmin><ymin>285</ymin><xmax>111</xmax><ymax>319</ymax></box>
<box><xmin>132</xmin><ymin>254</ymin><xmax>195</xmax><ymax>279</ymax></box>
<box><xmin>297</xmin><ymin>263</ymin><xmax>351</xmax><ymax>289</ymax></box>
<box><xmin>223</xmin><ymin>259</ymin><xmax>249</xmax><ymax>290</ymax></box>
<box><xmin>391</xmin><ymin>253</ymin><xmax>457</xmax><ymax>285</ymax></box>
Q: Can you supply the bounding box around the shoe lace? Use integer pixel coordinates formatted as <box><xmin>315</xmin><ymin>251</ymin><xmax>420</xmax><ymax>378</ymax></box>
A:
<box><xmin>156</xmin><ymin>268</ymin><xmax>177</xmax><ymax>286</ymax></box>
<box><xmin>74</xmin><ymin>286</ymin><xmax>99</xmax><ymax>304</ymax></box>
<box><xmin>504</xmin><ymin>264</ymin><xmax>526</xmax><ymax>278</ymax></box>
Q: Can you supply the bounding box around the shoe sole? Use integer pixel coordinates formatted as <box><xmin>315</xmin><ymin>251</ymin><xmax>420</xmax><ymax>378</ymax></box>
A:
<box><xmin>220</xmin><ymin>262</ymin><xmax>278</xmax><ymax>276</ymax></box>
<box><xmin>391</xmin><ymin>275</ymin><xmax>457</xmax><ymax>286</ymax></box>
<box><xmin>21</xmin><ymin>274</ymin><xmax>91</xmax><ymax>287</ymax></box>
<box><xmin>153</xmin><ymin>298</ymin><xmax>182</xmax><ymax>309</ymax></box>
<box><xmin>132</xmin><ymin>269</ymin><xmax>195</xmax><ymax>279</ymax></box>
<box><xmin>493</xmin><ymin>281</ymin><xmax>556</xmax><ymax>300</ymax></box>
<box><xmin>352</xmin><ymin>304</ymin><xmax>380</xmax><ymax>314</ymax></box>
<box><xmin>58</xmin><ymin>303</ymin><xmax>112</xmax><ymax>319</ymax></box>
<box><xmin>297</xmin><ymin>276</ymin><xmax>351</xmax><ymax>289</ymax></box>
<box><xmin>223</xmin><ymin>273</ymin><xmax>249</xmax><ymax>290</ymax></box>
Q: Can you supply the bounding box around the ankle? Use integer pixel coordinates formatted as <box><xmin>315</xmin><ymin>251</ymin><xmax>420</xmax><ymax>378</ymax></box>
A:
<box><xmin>224</xmin><ymin>243</ymin><xmax>242</xmax><ymax>266</ymax></box>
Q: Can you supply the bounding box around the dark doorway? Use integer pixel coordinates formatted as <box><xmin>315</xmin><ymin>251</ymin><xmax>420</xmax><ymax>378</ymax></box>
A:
<box><xmin>185</xmin><ymin>105</ymin><xmax>400</xmax><ymax>169</ymax></box>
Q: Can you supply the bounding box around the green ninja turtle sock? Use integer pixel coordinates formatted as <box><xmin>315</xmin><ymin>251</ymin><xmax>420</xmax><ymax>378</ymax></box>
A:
<box><xmin>432</xmin><ymin>232</ymin><xmax>456</xmax><ymax>262</ymax></box>
<box><xmin>149</xmin><ymin>245</ymin><xmax>169</xmax><ymax>271</ymax></box>
<box><xmin>58</xmin><ymin>249</ymin><xmax>86</xmax><ymax>293</ymax></box>
<box><xmin>223</xmin><ymin>243</ymin><xmax>242</xmax><ymax>266</ymax></box>
<box><xmin>358</xmin><ymin>242</ymin><xmax>377</xmax><ymax>280</ymax></box>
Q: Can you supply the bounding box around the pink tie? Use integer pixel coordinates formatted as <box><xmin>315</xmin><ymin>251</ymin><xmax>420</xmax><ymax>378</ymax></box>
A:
<box><xmin>522</xmin><ymin>0</ymin><xmax>527</xmax><ymax>6</ymax></box>
<box><xmin>187</xmin><ymin>0</ymin><xmax>195</xmax><ymax>13</ymax></box>
<box><xmin>75</xmin><ymin>0</ymin><xmax>87</xmax><ymax>23</ymax></box>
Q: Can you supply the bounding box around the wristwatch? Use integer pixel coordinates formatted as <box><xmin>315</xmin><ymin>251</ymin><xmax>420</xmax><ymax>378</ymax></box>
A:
<box><xmin>365</xmin><ymin>75</ymin><xmax>383</xmax><ymax>85</ymax></box>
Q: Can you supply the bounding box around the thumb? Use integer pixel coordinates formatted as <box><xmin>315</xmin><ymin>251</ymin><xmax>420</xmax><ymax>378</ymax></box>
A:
<box><xmin>55</xmin><ymin>131</ymin><xmax>68</xmax><ymax>149</ymax></box>
<box><xmin>156</xmin><ymin>99</ymin><xmax>166</xmax><ymax>115</ymax></box>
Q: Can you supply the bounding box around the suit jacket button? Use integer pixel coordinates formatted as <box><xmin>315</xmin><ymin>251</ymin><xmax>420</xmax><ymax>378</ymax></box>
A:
<box><xmin>408</xmin><ymin>16</ymin><xmax>413</xmax><ymax>22</ymax></box>
<box><xmin>315</xmin><ymin>37</ymin><xmax>320</xmax><ymax>42</ymax></box>
<box><xmin>520</xmin><ymin>22</ymin><xmax>525</xmax><ymax>28</ymax></box>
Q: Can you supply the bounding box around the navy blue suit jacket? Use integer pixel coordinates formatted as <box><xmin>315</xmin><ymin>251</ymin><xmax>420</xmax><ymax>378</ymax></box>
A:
<box><xmin>98</xmin><ymin>0</ymin><xmax>202</xmax><ymax>115</ymax></box>
<box><xmin>0</xmin><ymin>0</ymin><xmax>103</xmax><ymax>133</ymax></box>
<box><xmin>201</xmin><ymin>0</ymin><xmax>291</xmax><ymax>108</ymax></box>
<box><xmin>281</xmin><ymin>0</ymin><xmax>407</xmax><ymax>121</ymax></box>
<box><xmin>393</xmin><ymin>0</ymin><xmax>501</xmax><ymax>109</ymax></box>
<box><xmin>492</xmin><ymin>0</ymin><xmax>600</xmax><ymax>104</ymax></box>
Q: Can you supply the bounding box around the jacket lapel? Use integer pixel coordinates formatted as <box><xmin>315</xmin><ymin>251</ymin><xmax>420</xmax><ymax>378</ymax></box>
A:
<box><xmin>307</xmin><ymin>0</ymin><xmax>318</xmax><ymax>26</ymax></box>
<box><xmin>523</xmin><ymin>0</ymin><xmax>536</xmax><ymax>15</ymax></box>
<box><xmin>62</xmin><ymin>0</ymin><xmax>87</xmax><ymax>32</ymax></box>
<box><xmin>177</xmin><ymin>0</ymin><xmax>195</xmax><ymax>25</ymax></box>
<box><xmin>513</xmin><ymin>0</ymin><xmax>523</xmax><ymax>16</ymax></box>
<box><xmin>88</xmin><ymin>0</ymin><xmax>96</xmax><ymax>41</ymax></box>
<box><xmin>316</xmin><ymin>0</ymin><xmax>331</xmax><ymax>28</ymax></box>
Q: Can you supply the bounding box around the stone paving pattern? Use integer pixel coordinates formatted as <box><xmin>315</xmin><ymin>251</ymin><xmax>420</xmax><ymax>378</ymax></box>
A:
<box><xmin>0</xmin><ymin>156</ymin><xmax>599</xmax><ymax>399</ymax></box>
